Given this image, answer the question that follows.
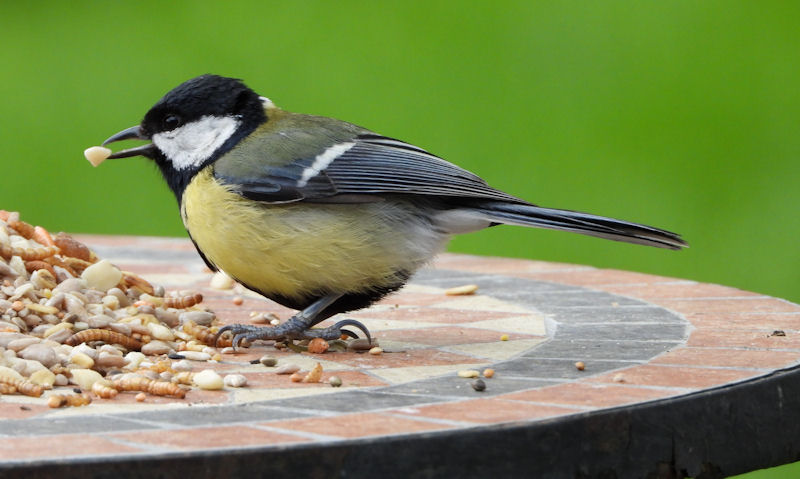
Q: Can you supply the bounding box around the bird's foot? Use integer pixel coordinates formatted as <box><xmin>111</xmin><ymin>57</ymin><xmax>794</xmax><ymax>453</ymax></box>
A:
<box><xmin>215</xmin><ymin>317</ymin><xmax>371</xmax><ymax>350</ymax></box>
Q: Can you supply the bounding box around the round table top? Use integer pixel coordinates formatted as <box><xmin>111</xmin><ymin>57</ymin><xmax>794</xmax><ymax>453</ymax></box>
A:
<box><xmin>1</xmin><ymin>235</ymin><xmax>799</xmax><ymax>479</ymax></box>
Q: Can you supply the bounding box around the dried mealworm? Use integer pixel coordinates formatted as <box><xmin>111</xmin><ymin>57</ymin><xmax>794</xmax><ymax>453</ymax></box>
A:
<box><xmin>32</xmin><ymin>226</ymin><xmax>55</xmax><ymax>247</ymax></box>
<box><xmin>182</xmin><ymin>320</ymin><xmax>218</xmax><ymax>346</ymax></box>
<box><xmin>8</xmin><ymin>219</ymin><xmax>35</xmax><ymax>240</ymax></box>
<box><xmin>122</xmin><ymin>272</ymin><xmax>155</xmax><ymax>295</ymax></box>
<box><xmin>164</xmin><ymin>293</ymin><xmax>203</xmax><ymax>309</ymax></box>
<box><xmin>91</xmin><ymin>381</ymin><xmax>119</xmax><ymax>399</ymax></box>
<box><xmin>48</xmin><ymin>393</ymin><xmax>92</xmax><ymax>408</ymax></box>
<box><xmin>0</xmin><ymin>245</ymin><xmax>59</xmax><ymax>261</ymax></box>
<box><xmin>172</xmin><ymin>371</ymin><xmax>195</xmax><ymax>385</ymax></box>
<box><xmin>0</xmin><ymin>383</ymin><xmax>17</xmax><ymax>394</ymax></box>
<box><xmin>65</xmin><ymin>328</ymin><xmax>143</xmax><ymax>350</ymax></box>
<box><xmin>0</xmin><ymin>376</ymin><xmax>43</xmax><ymax>397</ymax></box>
<box><xmin>113</xmin><ymin>376</ymin><xmax>186</xmax><ymax>398</ymax></box>
<box><xmin>53</xmin><ymin>233</ymin><xmax>92</xmax><ymax>262</ymax></box>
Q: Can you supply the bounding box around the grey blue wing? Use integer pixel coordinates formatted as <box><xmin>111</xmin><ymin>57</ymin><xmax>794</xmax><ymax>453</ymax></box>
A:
<box><xmin>213</xmin><ymin>128</ymin><xmax>687</xmax><ymax>250</ymax></box>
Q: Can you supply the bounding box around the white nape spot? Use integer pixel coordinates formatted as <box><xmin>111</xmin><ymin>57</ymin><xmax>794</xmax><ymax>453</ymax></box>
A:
<box><xmin>152</xmin><ymin>115</ymin><xmax>240</xmax><ymax>170</ymax></box>
<box><xmin>297</xmin><ymin>142</ymin><xmax>355</xmax><ymax>187</ymax></box>
<box><xmin>259</xmin><ymin>96</ymin><xmax>275</xmax><ymax>108</ymax></box>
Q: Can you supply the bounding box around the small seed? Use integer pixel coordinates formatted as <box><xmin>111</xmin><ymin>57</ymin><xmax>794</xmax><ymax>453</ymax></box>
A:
<box><xmin>193</xmin><ymin>369</ymin><xmax>224</xmax><ymax>390</ymax></box>
<box><xmin>289</xmin><ymin>372</ymin><xmax>303</xmax><ymax>382</ymax></box>
<box><xmin>259</xmin><ymin>355</ymin><xmax>278</xmax><ymax>367</ymax></box>
<box><xmin>368</xmin><ymin>347</ymin><xmax>383</xmax><ymax>355</ymax></box>
<box><xmin>232</xmin><ymin>296</ymin><xmax>243</xmax><ymax>306</ymax></box>
<box><xmin>223</xmin><ymin>374</ymin><xmax>247</xmax><ymax>388</ymax></box>
<box><xmin>274</xmin><ymin>363</ymin><xmax>299</xmax><ymax>374</ymax></box>
<box><xmin>482</xmin><ymin>368</ymin><xmax>495</xmax><ymax>378</ymax></box>
<box><xmin>575</xmin><ymin>361</ymin><xmax>586</xmax><ymax>371</ymax></box>
<box><xmin>500</xmin><ymin>334</ymin><xmax>509</xmax><ymax>341</ymax></box>
<box><xmin>613</xmin><ymin>373</ymin><xmax>625</xmax><ymax>383</ymax></box>
<box><xmin>84</xmin><ymin>146</ymin><xmax>112</xmax><ymax>167</ymax></box>
<box><xmin>135</xmin><ymin>392</ymin><xmax>146</xmax><ymax>402</ymax></box>
<box><xmin>444</xmin><ymin>284</ymin><xmax>478</xmax><ymax>296</ymax></box>
<box><xmin>307</xmin><ymin>338</ymin><xmax>329</xmax><ymax>354</ymax></box>
<box><xmin>329</xmin><ymin>376</ymin><xmax>342</xmax><ymax>387</ymax></box>
<box><xmin>471</xmin><ymin>379</ymin><xmax>486</xmax><ymax>392</ymax></box>
<box><xmin>458</xmin><ymin>370</ymin><xmax>480</xmax><ymax>378</ymax></box>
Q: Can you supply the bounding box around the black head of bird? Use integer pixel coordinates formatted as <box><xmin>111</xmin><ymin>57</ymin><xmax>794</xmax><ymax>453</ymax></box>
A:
<box><xmin>99</xmin><ymin>74</ymin><xmax>686</xmax><ymax>347</ymax></box>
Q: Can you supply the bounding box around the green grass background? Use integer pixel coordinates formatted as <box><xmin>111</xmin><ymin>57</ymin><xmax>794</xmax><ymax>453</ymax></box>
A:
<box><xmin>1</xmin><ymin>2</ymin><xmax>798</xmax><ymax>476</ymax></box>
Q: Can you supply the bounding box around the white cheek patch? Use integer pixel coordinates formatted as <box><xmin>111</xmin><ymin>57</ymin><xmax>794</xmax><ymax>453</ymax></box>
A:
<box><xmin>297</xmin><ymin>142</ymin><xmax>355</xmax><ymax>187</ymax></box>
<box><xmin>153</xmin><ymin>115</ymin><xmax>240</xmax><ymax>170</ymax></box>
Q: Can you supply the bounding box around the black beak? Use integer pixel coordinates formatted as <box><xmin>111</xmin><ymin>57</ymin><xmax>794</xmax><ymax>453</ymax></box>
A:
<box><xmin>102</xmin><ymin>125</ymin><xmax>157</xmax><ymax>159</ymax></box>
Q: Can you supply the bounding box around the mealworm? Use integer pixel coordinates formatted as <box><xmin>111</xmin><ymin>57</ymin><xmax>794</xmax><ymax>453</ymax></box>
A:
<box><xmin>113</xmin><ymin>376</ymin><xmax>186</xmax><ymax>398</ymax></box>
<box><xmin>48</xmin><ymin>393</ymin><xmax>92</xmax><ymax>408</ymax></box>
<box><xmin>182</xmin><ymin>320</ymin><xmax>219</xmax><ymax>346</ymax></box>
<box><xmin>122</xmin><ymin>272</ymin><xmax>155</xmax><ymax>295</ymax></box>
<box><xmin>32</xmin><ymin>226</ymin><xmax>55</xmax><ymax>247</ymax></box>
<box><xmin>65</xmin><ymin>328</ymin><xmax>143</xmax><ymax>350</ymax></box>
<box><xmin>164</xmin><ymin>293</ymin><xmax>203</xmax><ymax>309</ymax></box>
<box><xmin>8</xmin><ymin>219</ymin><xmax>35</xmax><ymax>240</ymax></box>
<box><xmin>91</xmin><ymin>381</ymin><xmax>119</xmax><ymax>399</ymax></box>
<box><xmin>0</xmin><ymin>376</ymin><xmax>43</xmax><ymax>397</ymax></box>
<box><xmin>0</xmin><ymin>245</ymin><xmax>59</xmax><ymax>261</ymax></box>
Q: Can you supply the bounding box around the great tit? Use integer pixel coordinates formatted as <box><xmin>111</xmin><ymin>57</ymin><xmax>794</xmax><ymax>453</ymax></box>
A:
<box><xmin>100</xmin><ymin>74</ymin><xmax>686</xmax><ymax>346</ymax></box>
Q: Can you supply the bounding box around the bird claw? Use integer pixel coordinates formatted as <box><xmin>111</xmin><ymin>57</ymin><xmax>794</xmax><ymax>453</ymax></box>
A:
<box><xmin>215</xmin><ymin>318</ymin><xmax>372</xmax><ymax>350</ymax></box>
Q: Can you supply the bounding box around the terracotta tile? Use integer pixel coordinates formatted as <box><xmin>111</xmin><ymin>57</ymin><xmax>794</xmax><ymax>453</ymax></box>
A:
<box><xmin>0</xmin><ymin>402</ymin><xmax>52</xmax><ymax>420</ymax></box>
<box><xmin>114</xmin><ymin>263</ymin><xmax>192</xmax><ymax>275</ymax></box>
<box><xmin>588</xmin><ymin>364</ymin><xmax>758</xmax><ymax>389</ymax></box>
<box><xmin>651</xmin><ymin>347</ymin><xmax>800</xmax><ymax>369</ymax></box>
<box><xmin>687</xmin><ymin>329</ymin><xmax>800</xmax><ymax>349</ymax></box>
<box><xmin>501</xmin><ymin>382</ymin><xmax>678</xmax><ymax>408</ymax></box>
<box><xmin>600</xmin><ymin>282</ymin><xmax>763</xmax><ymax>300</ymax></box>
<box><xmin>266</xmin><ymin>412</ymin><xmax>453</xmax><ymax>438</ymax></box>
<box><xmin>375</xmin><ymin>326</ymin><xmax>533</xmax><ymax>346</ymax></box>
<box><xmin>394</xmin><ymin>397</ymin><xmax>581</xmax><ymax>424</ymax></box>
<box><xmin>110</xmin><ymin>425</ymin><xmax>308</xmax><ymax>450</ymax></box>
<box><xmin>0</xmin><ymin>434</ymin><xmax>143</xmax><ymax>460</ymax></box>
<box><xmin>656</xmin><ymin>298</ymin><xmax>800</xmax><ymax>315</ymax></box>
<box><xmin>432</xmin><ymin>254</ymin><xmax>585</xmax><ymax>275</ymax></box>
<box><xmin>681</xmin><ymin>312</ymin><xmax>800</xmax><ymax>332</ymax></box>
<box><xmin>514</xmin><ymin>269</ymin><xmax>681</xmax><ymax>287</ymax></box>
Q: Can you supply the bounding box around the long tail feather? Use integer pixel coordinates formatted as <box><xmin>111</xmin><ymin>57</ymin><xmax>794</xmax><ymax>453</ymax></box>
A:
<box><xmin>472</xmin><ymin>202</ymin><xmax>688</xmax><ymax>250</ymax></box>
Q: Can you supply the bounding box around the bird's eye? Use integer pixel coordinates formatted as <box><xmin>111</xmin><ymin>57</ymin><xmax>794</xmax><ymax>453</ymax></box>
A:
<box><xmin>162</xmin><ymin>114</ymin><xmax>182</xmax><ymax>131</ymax></box>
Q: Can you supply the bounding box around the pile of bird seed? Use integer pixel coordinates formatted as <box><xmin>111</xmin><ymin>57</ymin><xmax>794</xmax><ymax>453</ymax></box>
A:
<box><xmin>0</xmin><ymin>210</ymin><xmax>238</xmax><ymax>406</ymax></box>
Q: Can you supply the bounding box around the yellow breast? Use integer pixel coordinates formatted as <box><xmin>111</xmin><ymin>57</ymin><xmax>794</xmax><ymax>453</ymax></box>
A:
<box><xmin>181</xmin><ymin>168</ymin><xmax>445</xmax><ymax>302</ymax></box>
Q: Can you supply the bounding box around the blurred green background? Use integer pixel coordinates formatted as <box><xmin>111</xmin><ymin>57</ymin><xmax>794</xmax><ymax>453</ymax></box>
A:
<box><xmin>1</xmin><ymin>1</ymin><xmax>798</xmax><ymax>476</ymax></box>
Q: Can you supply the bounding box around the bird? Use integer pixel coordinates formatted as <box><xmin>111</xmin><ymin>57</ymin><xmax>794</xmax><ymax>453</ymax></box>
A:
<box><xmin>98</xmin><ymin>74</ymin><xmax>687</xmax><ymax>347</ymax></box>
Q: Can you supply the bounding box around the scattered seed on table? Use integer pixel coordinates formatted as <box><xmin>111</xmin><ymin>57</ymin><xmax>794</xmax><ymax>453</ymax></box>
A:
<box><xmin>613</xmin><ymin>373</ymin><xmax>625</xmax><ymax>383</ymax></box>
<box><xmin>369</xmin><ymin>347</ymin><xmax>383</xmax><ymax>355</ymax></box>
<box><xmin>444</xmin><ymin>284</ymin><xmax>478</xmax><ymax>296</ymax></box>
<box><xmin>500</xmin><ymin>334</ymin><xmax>509</xmax><ymax>341</ymax></box>
<box><xmin>329</xmin><ymin>376</ymin><xmax>343</xmax><ymax>387</ymax></box>
<box><xmin>260</xmin><ymin>355</ymin><xmax>278</xmax><ymax>367</ymax></box>
<box><xmin>575</xmin><ymin>361</ymin><xmax>586</xmax><ymax>371</ymax></box>
<box><xmin>458</xmin><ymin>370</ymin><xmax>480</xmax><ymax>378</ymax></box>
<box><xmin>471</xmin><ymin>379</ymin><xmax>486</xmax><ymax>392</ymax></box>
<box><xmin>483</xmin><ymin>368</ymin><xmax>495</xmax><ymax>378</ymax></box>
<box><xmin>232</xmin><ymin>296</ymin><xmax>243</xmax><ymax>306</ymax></box>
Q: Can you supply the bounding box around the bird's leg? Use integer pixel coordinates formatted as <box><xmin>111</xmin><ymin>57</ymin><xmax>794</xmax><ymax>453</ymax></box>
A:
<box><xmin>215</xmin><ymin>293</ymin><xmax>371</xmax><ymax>349</ymax></box>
